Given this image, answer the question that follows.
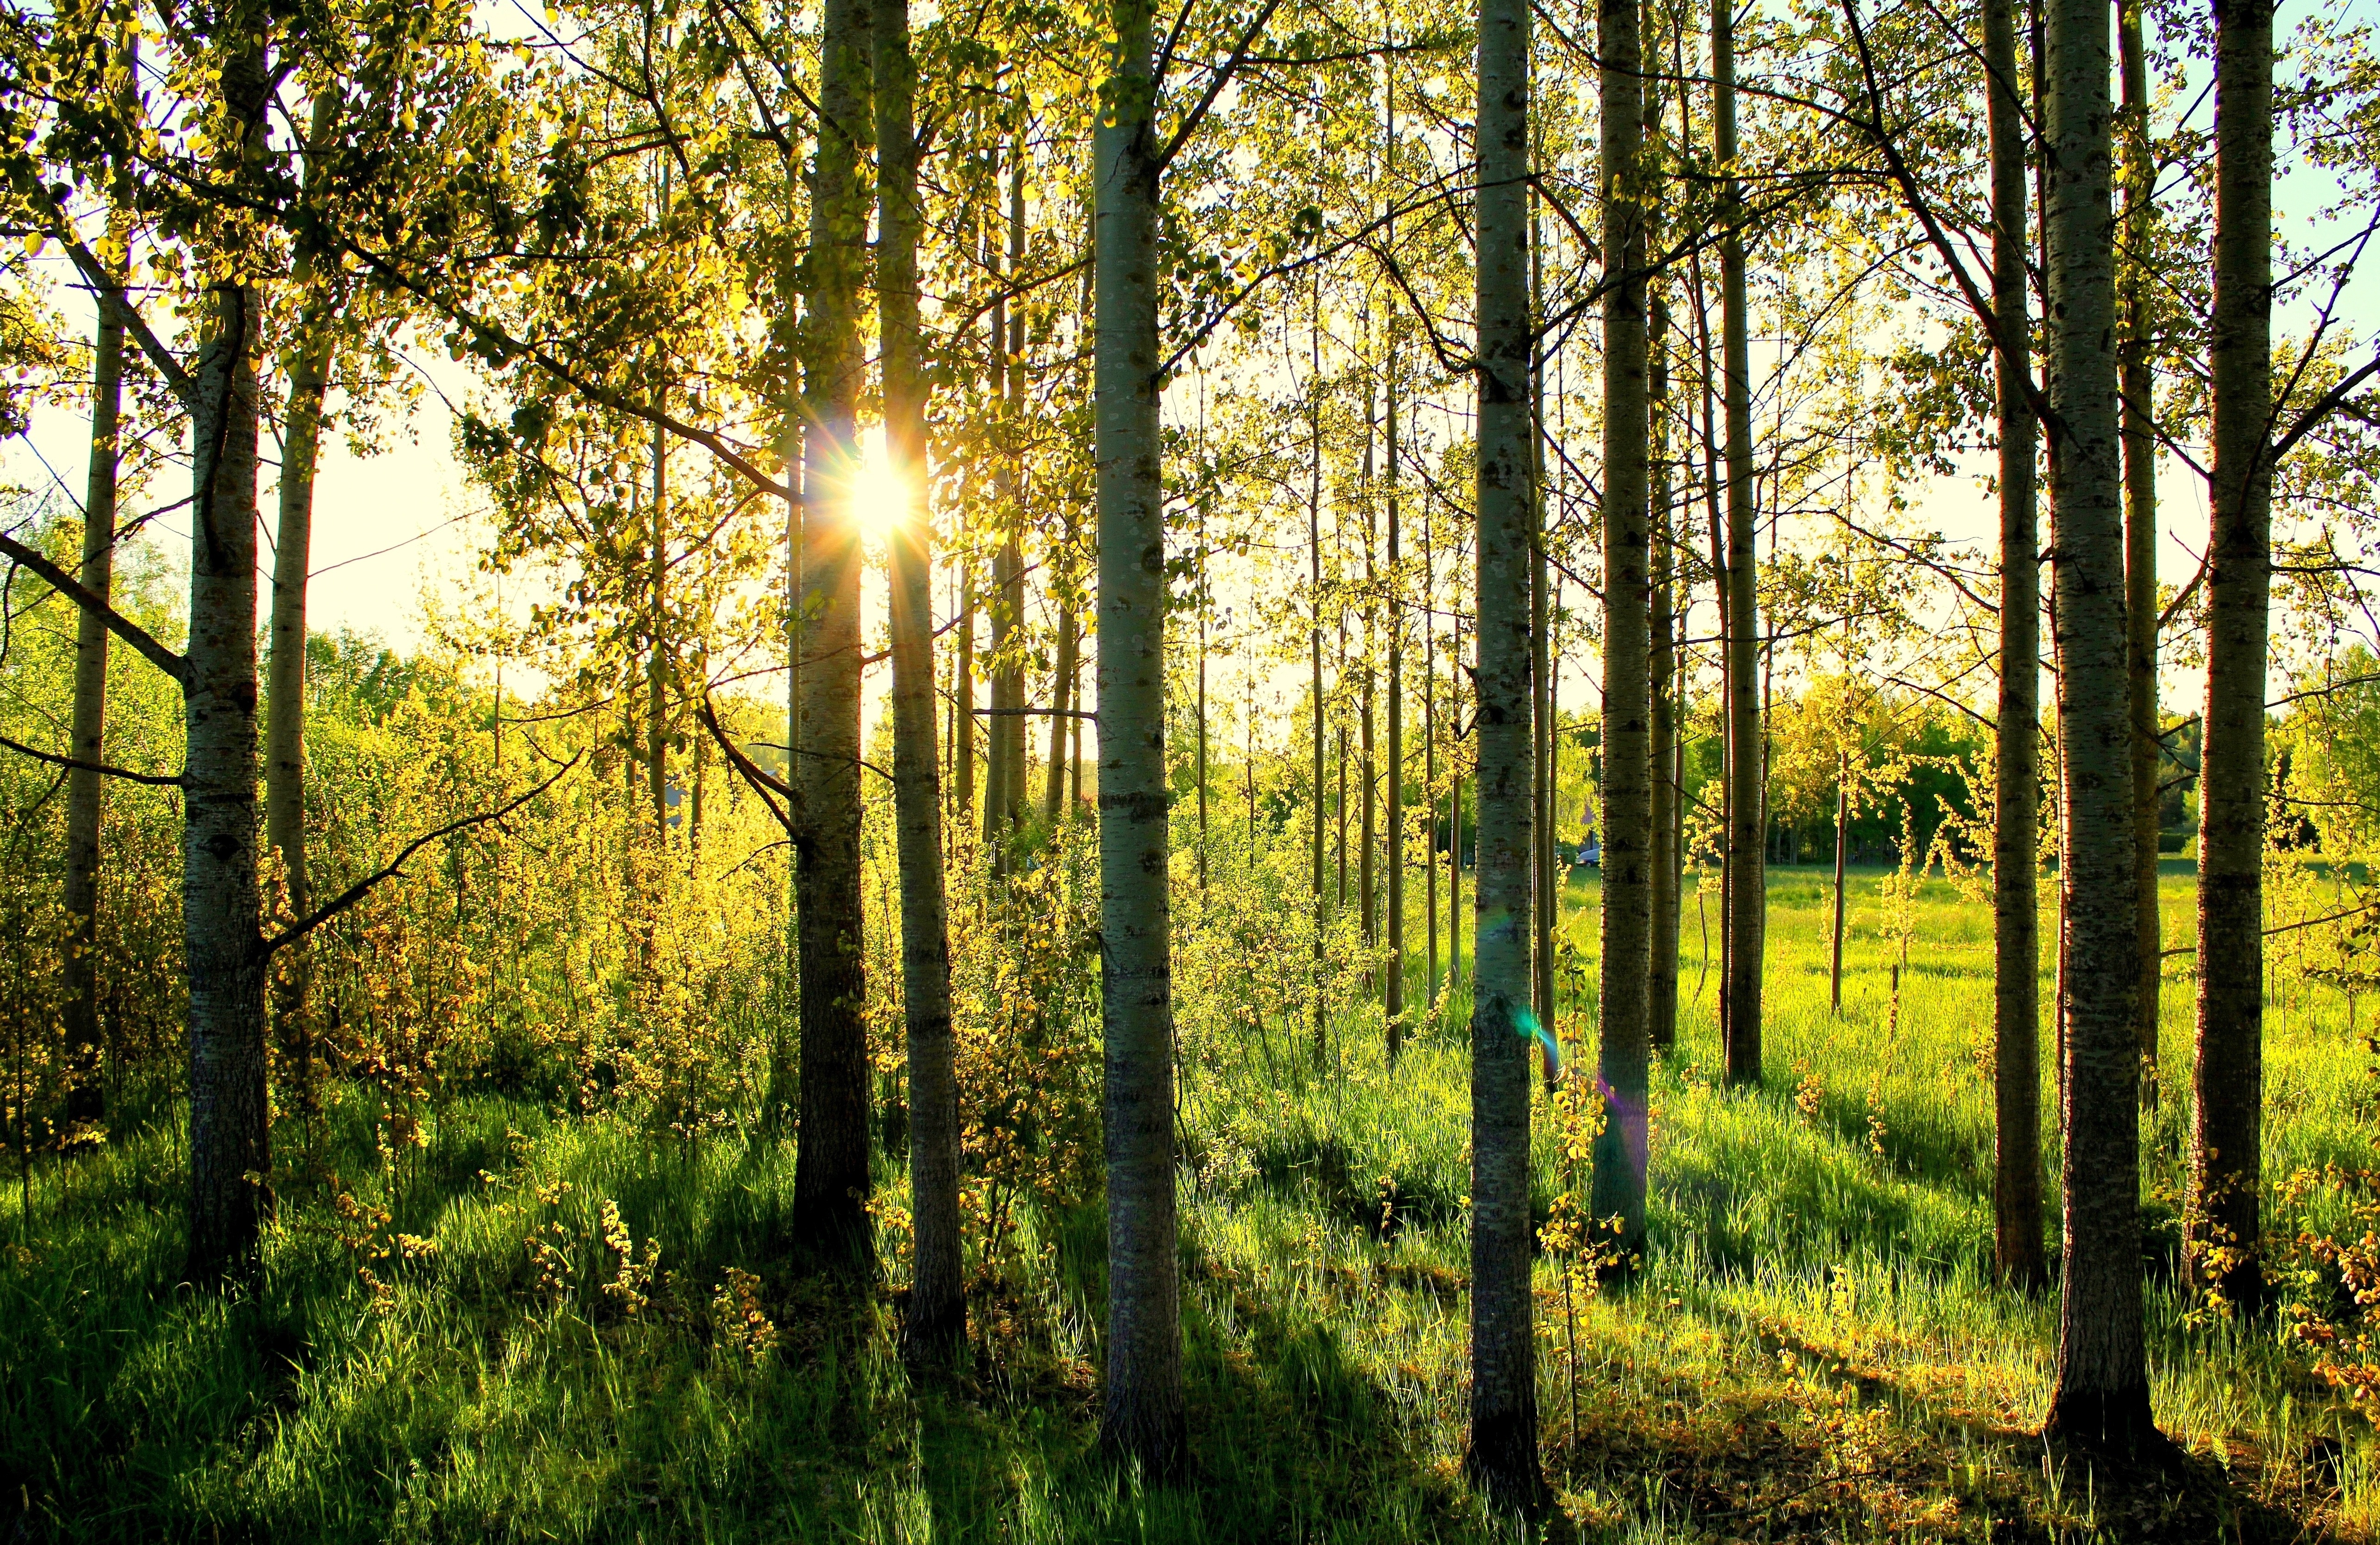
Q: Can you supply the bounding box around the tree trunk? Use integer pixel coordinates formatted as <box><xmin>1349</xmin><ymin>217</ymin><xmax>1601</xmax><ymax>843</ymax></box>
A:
<box><xmin>1196</xmin><ymin>500</ymin><xmax>1209</xmax><ymax>885</ymax></box>
<box><xmin>955</xmin><ymin>559</ymin><xmax>974</xmax><ymax>832</ymax></box>
<box><xmin>1716</xmin><ymin>0</ymin><xmax>1763</xmax><ymax>1086</ymax></box>
<box><xmin>1468</xmin><ymin>0</ymin><xmax>1547</xmax><ymax>1504</ymax></box>
<box><xmin>1532</xmin><ymin>500</ymin><xmax>1554</xmax><ymax>1041</ymax></box>
<box><xmin>2119</xmin><ymin>0</ymin><xmax>2161</xmax><ymax>1106</ymax></box>
<box><xmin>2042</xmin><ymin>0</ymin><xmax>2155</xmax><ymax>1448</ymax></box>
<box><xmin>1590</xmin><ymin>0</ymin><xmax>1651</xmax><ymax>1257</ymax></box>
<box><xmin>981</xmin><ymin>188</ymin><xmax>1019</xmax><ymax>862</ymax></box>
<box><xmin>63</xmin><ymin>227</ymin><xmax>125</xmax><ymax>1129</ymax></box>
<box><xmin>648</xmin><ymin>412</ymin><xmax>670</xmax><ymax>842</ymax></box>
<box><xmin>1386</xmin><ymin>309</ymin><xmax>1407</xmax><ymax>1059</ymax></box>
<box><xmin>995</xmin><ymin>153</ymin><xmax>1029</xmax><ymax>845</ymax></box>
<box><xmin>1094</xmin><ymin>0</ymin><xmax>1183</xmax><ymax>1472</ymax></box>
<box><xmin>1362</xmin><ymin>401</ymin><xmax>1378</xmax><ymax>964</ymax></box>
<box><xmin>1312</xmin><ymin>288</ymin><xmax>1329</xmax><ymax>1058</ymax></box>
<box><xmin>265</xmin><ymin>88</ymin><xmax>343</xmax><ymax>1123</ymax></box>
<box><xmin>1649</xmin><ymin>295</ymin><xmax>1678</xmax><ymax>1053</ymax></box>
<box><xmin>875</xmin><ymin>0</ymin><xmax>960</xmax><ymax>1351</ymax></box>
<box><xmin>181</xmin><ymin>13</ymin><xmax>274</xmax><ymax>1281</ymax></box>
<box><xmin>1045</xmin><ymin>582</ymin><xmax>1076</xmax><ymax>826</ymax></box>
<box><xmin>1832</xmin><ymin>768</ymin><xmax>1849</xmax><ymax>1013</ymax></box>
<box><xmin>1985</xmin><ymin>0</ymin><xmax>2047</xmax><ymax>1295</ymax></box>
<box><xmin>1425</xmin><ymin>495</ymin><xmax>1439</xmax><ymax>1005</ymax></box>
<box><xmin>792</xmin><ymin>0</ymin><xmax>874</xmax><ymax>1267</ymax></box>
<box><xmin>2190</xmin><ymin>0</ymin><xmax>2274</xmax><ymax>1320</ymax></box>
<box><xmin>983</xmin><ymin>538</ymin><xmax>1016</xmax><ymax>855</ymax></box>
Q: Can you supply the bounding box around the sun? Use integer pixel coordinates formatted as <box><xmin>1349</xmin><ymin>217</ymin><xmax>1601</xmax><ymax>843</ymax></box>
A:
<box><xmin>850</xmin><ymin>425</ymin><xmax>912</xmax><ymax>548</ymax></box>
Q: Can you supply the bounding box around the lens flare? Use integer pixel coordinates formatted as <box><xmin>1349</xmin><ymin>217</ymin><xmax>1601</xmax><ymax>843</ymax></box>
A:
<box><xmin>1515</xmin><ymin>1007</ymin><xmax>1562</xmax><ymax>1081</ymax></box>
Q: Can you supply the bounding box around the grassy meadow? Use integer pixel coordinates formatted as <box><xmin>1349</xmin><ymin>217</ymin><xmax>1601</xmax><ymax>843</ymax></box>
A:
<box><xmin>3</xmin><ymin>861</ymin><xmax>2370</xmax><ymax>1541</ymax></box>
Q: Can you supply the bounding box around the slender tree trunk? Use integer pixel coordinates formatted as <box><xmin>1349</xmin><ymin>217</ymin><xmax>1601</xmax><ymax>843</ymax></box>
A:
<box><xmin>780</xmin><ymin>355</ymin><xmax>804</xmax><ymax>1134</ymax></box>
<box><xmin>2190</xmin><ymin>0</ymin><xmax>2274</xmax><ymax>1320</ymax></box>
<box><xmin>1312</xmin><ymin>290</ymin><xmax>1329</xmax><ymax>1056</ymax></box>
<box><xmin>267</xmin><ymin>307</ymin><xmax>327</xmax><ymax>1080</ymax></box>
<box><xmin>1590</xmin><ymin>0</ymin><xmax>1652</xmax><ymax>1256</ymax></box>
<box><xmin>1694</xmin><ymin>260</ymin><xmax>1731</xmax><ymax>1051</ymax></box>
<box><xmin>1386</xmin><ymin>312</ymin><xmax>1407</xmax><ymax>1058</ymax></box>
<box><xmin>648</xmin><ymin>412</ymin><xmax>670</xmax><ymax>842</ymax></box>
<box><xmin>1985</xmin><ymin>0</ymin><xmax>2048</xmax><ymax>1295</ymax></box>
<box><xmin>876</xmin><ymin>0</ymin><xmax>959</xmax><ymax>1350</ymax></box>
<box><xmin>1426</xmin><ymin>498</ymin><xmax>1439</xmax><ymax>1004</ymax></box>
<box><xmin>266</xmin><ymin>93</ymin><xmax>338</xmax><ymax>1112</ymax></box>
<box><xmin>1362</xmin><ymin>396</ymin><xmax>1378</xmax><ymax>962</ymax></box>
<box><xmin>1716</xmin><ymin>0</ymin><xmax>1763</xmax><ymax>1086</ymax></box>
<box><xmin>1197</xmin><ymin>501</ymin><xmax>1209</xmax><ymax>884</ymax></box>
<box><xmin>1000</xmin><ymin>153</ymin><xmax>1028</xmax><ymax>840</ymax></box>
<box><xmin>1832</xmin><ymin>768</ymin><xmax>1848</xmax><ymax>1012</ymax></box>
<box><xmin>2119</xmin><ymin>0</ymin><xmax>2162</xmax><ymax>1105</ymax></box>
<box><xmin>1094</xmin><ymin>0</ymin><xmax>1182</xmax><ymax>1470</ymax></box>
<box><xmin>1649</xmin><ymin>295</ymin><xmax>1678</xmax><ymax>1053</ymax></box>
<box><xmin>1530</xmin><ymin>207</ymin><xmax>1555</xmax><ymax>1048</ymax></box>
<box><xmin>1532</xmin><ymin>503</ymin><xmax>1553</xmax><ymax>1039</ymax></box>
<box><xmin>792</xmin><ymin>0</ymin><xmax>874</xmax><ymax>1266</ymax></box>
<box><xmin>690</xmin><ymin>681</ymin><xmax>709</xmax><ymax>854</ymax></box>
<box><xmin>63</xmin><ymin>226</ymin><xmax>125</xmax><ymax>1128</ymax></box>
<box><xmin>2042</xmin><ymin>0</ymin><xmax>2155</xmax><ymax>1449</ymax></box>
<box><xmin>1469</xmin><ymin>0</ymin><xmax>1546</xmax><ymax>1503</ymax></box>
<box><xmin>956</xmin><ymin>558</ymin><xmax>974</xmax><ymax>831</ymax></box>
<box><xmin>1437</xmin><ymin>685</ymin><xmax>1456</xmax><ymax>990</ymax></box>
<box><xmin>1045</xmin><ymin>575</ymin><xmax>1076</xmax><ymax>826</ymax></box>
<box><xmin>982</xmin><ymin>200</ymin><xmax>1016</xmax><ymax>860</ymax></box>
<box><xmin>983</xmin><ymin>537</ymin><xmax>1016</xmax><ymax>855</ymax></box>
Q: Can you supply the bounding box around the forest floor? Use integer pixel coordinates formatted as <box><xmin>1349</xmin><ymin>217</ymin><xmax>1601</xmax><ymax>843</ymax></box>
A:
<box><xmin>2</xmin><ymin>865</ymin><xmax>2368</xmax><ymax>1542</ymax></box>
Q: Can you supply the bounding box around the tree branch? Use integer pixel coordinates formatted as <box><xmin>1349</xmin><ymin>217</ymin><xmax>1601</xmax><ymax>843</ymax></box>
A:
<box><xmin>0</xmin><ymin>534</ymin><xmax>189</xmax><ymax>688</ymax></box>
<box><xmin>1153</xmin><ymin>0</ymin><xmax>1290</xmax><ymax>175</ymax></box>
<box><xmin>700</xmin><ymin>693</ymin><xmax>802</xmax><ymax>837</ymax></box>
<box><xmin>258</xmin><ymin>754</ymin><xmax>581</xmax><ymax>957</ymax></box>
<box><xmin>0</xmin><ymin>730</ymin><xmax>183</xmax><ymax>786</ymax></box>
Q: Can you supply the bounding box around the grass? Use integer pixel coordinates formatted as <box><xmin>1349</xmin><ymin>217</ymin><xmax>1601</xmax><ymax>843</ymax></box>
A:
<box><xmin>2</xmin><ymin>863</ymin><xmax>2369</xmax><ymax>1541</ymax></box>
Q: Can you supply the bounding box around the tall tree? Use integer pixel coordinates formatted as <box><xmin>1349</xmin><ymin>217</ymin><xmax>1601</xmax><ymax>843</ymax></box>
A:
<box><xmin>954</xmin><ymin>558</ymin><xmax>975</xmax><ymax>829</ymax></box>
<box><xmin>266</xmin><ymin>88</ymin><xmax>341</xmax><ymax>1003</ymax></box>
<box><xmin>1093</xmin><ymin>0</ymin><xmax>1182</xmax><ymax>1472</ymax></box>
<box><xmin>1468</xmin><ymin>0</ymin><xmax>1547</xmax><ymax>1502</ymax></box>
<box><xmin>1715</xmin><ymin>0</ymin><xmax>1763</xmax><ymax>1084</ymax></box>
<box><xmin>1649</xmin><ymin>293</ymin><xmax>1679</xmax><ymax>1052</ymax></box>
<box><xmin>62</xmin><ymin>206</ymin><xmax>126</xmax><ymax>1127</ymax></box>
<box><xmin>1045</xmin><ymin>547</ymin><xmax>1077</xmax><ymax>825</ymax></box>
<box><xmin>1984</xmin><ymin>0</ymin><xmax>2047</xmax><ymax>1295</ymax></box>
<box><xmin>2189</xmin><ymin>0</ymin><xmax>2274</xmax><ymax>1319</ymax></box>
<box><xmin>1385</xmin><ymin>302</ymin><xmax>1407</xmax><ymax>1058</ymax></box>
<box><xmin>876</xmin><ymin>0</ymin><xmax>957</xmax><ymax>1352</ymax></box>
<box><xmin>984</xmin><ymin>149</ymin><xmax>1029</xmax><ymax>859</ymax></box>
<box><xmin>791</xmin><ymin>0</ymin><xmax>875</xmax><ymax>1265</ymax></box>
<box><xmin>2118</xmin><ymin>0</ymin><xmax>2161</xmax><ymax>1101</ymax></box>
<box><xmin>1310</xmin><ymin>286</ymin><xmax>1329</xmax><ymax>1057</ymax></box>
<box><xmin>182</xmin><ymin>8</ymin><xmax>274</xmax><ymax>1280</ymax></box>
<box><xmin>1590</xmin><ymin>0</ymin><xmax>1652</xmax><ymax>1257</ymax></box>
<box><xmin>873</xmin><ymin>0</ymin><xmax>960</xmax><ymax>1352</ymax></box>
<box><xmin>2041</xmin><ymin>0</ymin><xmax>2156</xmax><ymax>1451</ymax></box>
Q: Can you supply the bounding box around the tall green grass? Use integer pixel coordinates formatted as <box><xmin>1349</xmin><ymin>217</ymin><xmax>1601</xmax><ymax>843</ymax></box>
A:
<box><xmin>2</xmin><ymin>865</ymin><xmax>2366</xmax><ymax>1540</ymax></box>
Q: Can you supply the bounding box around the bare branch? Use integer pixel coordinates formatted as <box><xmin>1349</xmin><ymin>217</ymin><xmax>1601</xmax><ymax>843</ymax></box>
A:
<box><xmin>0</xmin><ymin>533</ymin><xmax>190</xmax><ymax>688</ymax></box>
<box><xmin>0</xmin><ymin>730</ymin><xmax>183</xmax><ymax>786</ymax></box>
<box><xmin>259</xmin><ymin>754</ymin><xmax>581</xmax><ymax>957</ymax></box>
